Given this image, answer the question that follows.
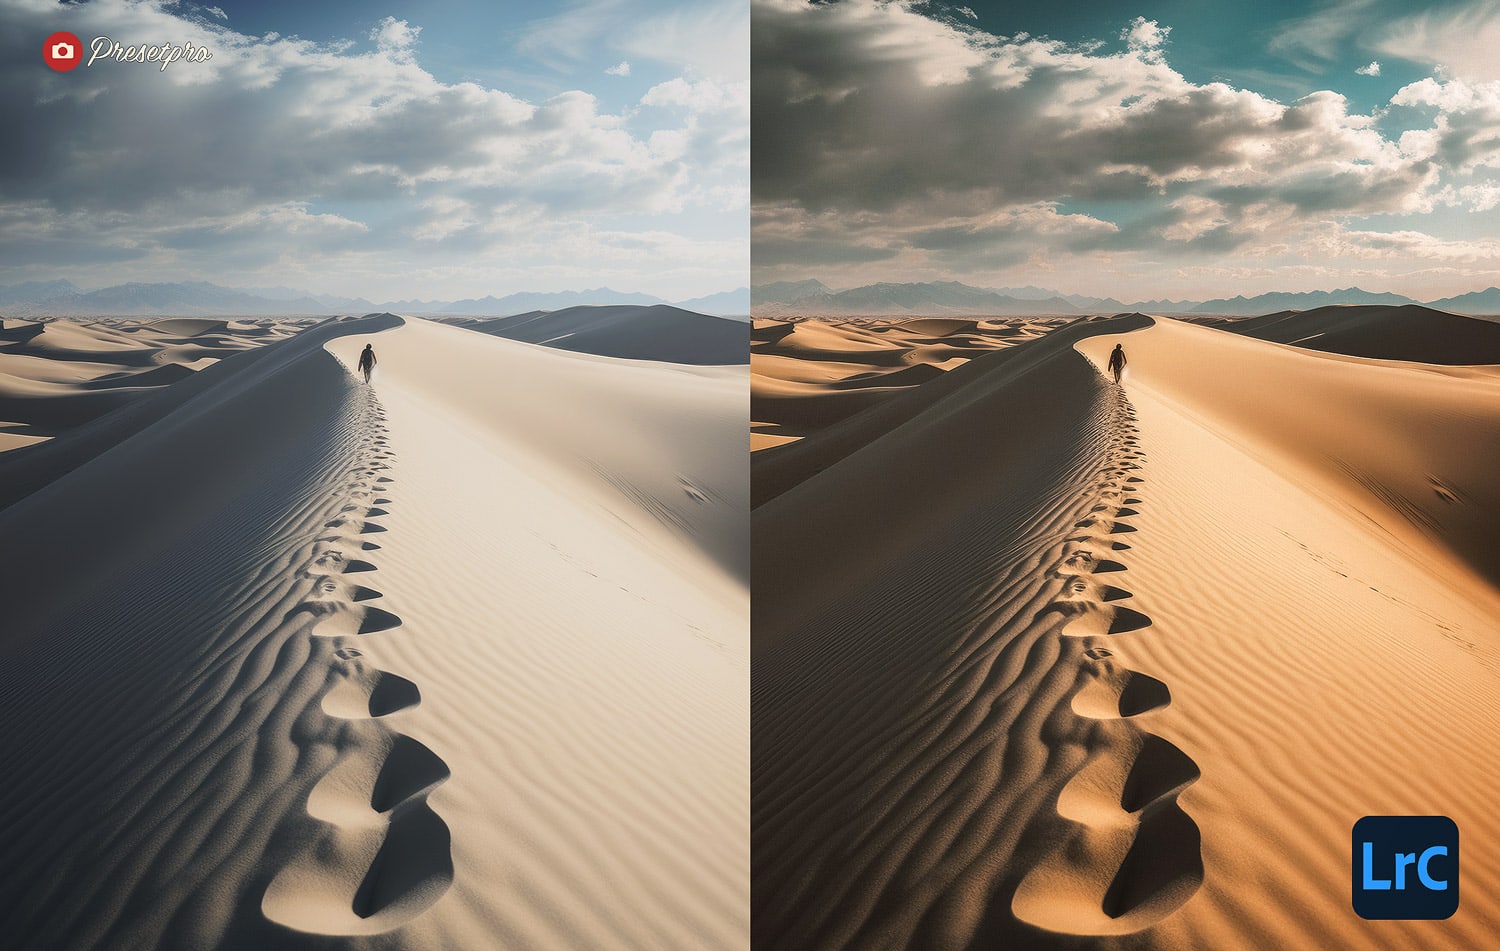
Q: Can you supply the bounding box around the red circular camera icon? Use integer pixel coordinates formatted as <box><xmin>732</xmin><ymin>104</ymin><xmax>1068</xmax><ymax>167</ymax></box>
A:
<box><xmin>44</xmin><ymin>31</ymin><xmax>83</xmax><ymax>72</ymax></box>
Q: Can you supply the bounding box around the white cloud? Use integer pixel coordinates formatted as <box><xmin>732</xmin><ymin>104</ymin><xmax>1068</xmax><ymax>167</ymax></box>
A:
<box><xmin>1437</xmin><ymin>180</ymin><xmax>1500</xmax><ymax>211</ymax></box>
<box><xmin>1122</xmin><ymin>17</ymin><xmax>1170</xmax><ymax>56</ymax></box>
<box><xmin>1357</xmin><ymin>60</ymin><xmax>1381</xmax><ymax>76</ymax></box>
<box><xmin>606</xmin><ymin>60</ymin><xmax>631</xmax><ymax>76</ymax></box>
<box><xmin>1390</xmin><ymin>77</ymin><xmax>1500</xmax><ymax>172</ymax></box>
<box><xmin>519</xmin><ymin>0</ymin><xmax>748</xmax><ymax>83</ymax></box>
<box><xmin>370</xmin><ymin>16</ymin><xmax>421</xmax><ymax>55</ymax></box>
<box><xmin>957</xmin><ymin>6</ymin><xmax>977</xmax><ymax>20</ymax></box>
<box><xmin>1376</xmin><ymin>0</ymin><xmax>1500</xmax><ymax>81</ymax></box>
<box><xmin>1161</xmin><ymin>197</ymin><xmax>1231</xmax><ymax>242</ymax></box>
<box><xmin>0</xmin><ymin>0</ymin><xmax>747</xmax><ymax>298</ymax></box>
<box><xmin>1267</xmin><ymin>0</ymin><xmax>1376</xmax><ymax>68</ymax></box>
<box><xmin>1310</xmin><ymin>222</ymin><xmax>1500</xmax><ymax>263</ymax></box>
<box><xmin>752</xmin><ymin>0</ymin><xmax>1500</xmax><ymax>296</ymax></box>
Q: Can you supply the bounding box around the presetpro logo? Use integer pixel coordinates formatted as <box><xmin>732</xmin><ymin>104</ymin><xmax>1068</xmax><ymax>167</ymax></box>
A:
<box><xmin>42</xmin><ymin>32</ymin><xmax>213</xmax><ymax>72</ymax></box>
<box><xmin>1352</xmin><ymin>816</ymin><xmax>1459</xmax><ymax>920</ymax></box>
<box><xmin>43</xmin><ymin>31</ymin><xmax>82</xmax><ymax>72</ymax></box>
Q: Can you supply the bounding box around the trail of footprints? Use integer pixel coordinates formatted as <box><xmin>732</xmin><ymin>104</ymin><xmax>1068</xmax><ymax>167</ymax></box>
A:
<box><xmin>263</xmin><ymin>391</ymin><xmax>454</xmax><ymax>936</ymax></box>
<box><xmin>1013</xmin><ymin>388</ymin><xmax>1203</xmax><ymax>936</ymax></box>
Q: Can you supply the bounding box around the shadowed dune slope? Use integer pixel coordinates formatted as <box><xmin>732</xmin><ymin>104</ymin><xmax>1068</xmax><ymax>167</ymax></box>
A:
<box><xmin>0</xmin><ymin>314</ymin><xmax>405</xmax><ymax>949</ymax></box>
<box><xmin>1218</xmin><ymin>303</ymin><xmax>1500</xmax><ymax>363</ymax></box>
<box><xmin>466</xmin><ymin>303</ymin><xmax>749</xmax><ymax>365</ymax></box>
<box><xmin>751</xmin><ymin>316</ymin><xmax>1141</xmax><ymax>508</ymax></box>
<box><xmin>755</xmin><ymin>315</ymin><xmax>1170</xmax><ymax>949</ymax></box>
<box><xmin>0</xmin><ymin>317</ymin><xmax>300</xmax><ymax>473</ymax></box>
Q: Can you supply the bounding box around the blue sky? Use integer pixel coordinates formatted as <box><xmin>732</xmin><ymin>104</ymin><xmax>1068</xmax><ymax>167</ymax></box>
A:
<box><xmin>754</xmin><ymin>0</ymin><xmax>1500</xmax><ymax>300</ymax></box>
<box><xmin>1</xmin><ymin>0</ymin><xmax>747</xmax><ymax>299</ymax></box>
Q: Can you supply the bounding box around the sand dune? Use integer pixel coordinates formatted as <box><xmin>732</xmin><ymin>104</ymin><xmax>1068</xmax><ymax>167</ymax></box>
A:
<box><xmin>0</xmin><ymin>317</ymin><xmax>300</xmax><ymax>452</ymax></box>
<box><xmin>753</xmin><ymin>312</ymin><xmax>1500</xmax><ymax>949</ymax></box>
<box><xmin>750</xmin><ymin>316</ymin><xmax>1059</xmax><ymax>456</ymax></box>
<box><xmin>456</xmin><ymin>303</ymin><xmax>749</xmax><ymax>366</ymax></box>
<box><xmin>0</xmin><ymin>313</ymin><xmax>747</xmax><ymax>948</ymax></box>
<box><xmin>1217</xmin><ymin>302</ymin><xmax>1500</xmax><ymax>364</ymax></box>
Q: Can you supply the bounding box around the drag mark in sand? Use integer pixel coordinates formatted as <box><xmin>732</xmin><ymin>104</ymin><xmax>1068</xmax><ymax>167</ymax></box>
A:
<box><xmin>263</xmin><ymin>387</ymin><xmax>454</xmax><ymax>936</ymax></box>
<box><xmin>1013</xmin><ymin>386</ymin><xmax>1203</xmax><ymax>936</ymax></box>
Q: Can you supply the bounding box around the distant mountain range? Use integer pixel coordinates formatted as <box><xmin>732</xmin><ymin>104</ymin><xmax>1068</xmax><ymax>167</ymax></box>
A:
<box><xmin>0</xmin><ymin>280</ymin><xmax>751</xmax><ymax>318</ymax></box>
<box><xmin>752</xmin><ymin>281</ymin><xmax>1500</xmax><ymax>317</ymax></box>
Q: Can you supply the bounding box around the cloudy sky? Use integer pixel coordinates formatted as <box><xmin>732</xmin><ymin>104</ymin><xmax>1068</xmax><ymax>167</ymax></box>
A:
<box><xmin>754</xmin><ymin>0</ymin><xmax>1500</xmax><ymax>300</ymax></box>
<box><xmin>2</xmin><ymin>0</ymin><xmax>747</xmax><ymax>300</ymax></box>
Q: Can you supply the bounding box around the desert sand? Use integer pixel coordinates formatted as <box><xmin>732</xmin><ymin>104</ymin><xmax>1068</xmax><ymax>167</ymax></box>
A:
<box><xmin>454</xmin><ymin>303</ymin><xmax>750</xmax><ymax>366</ymax></box>
<box><xmin>753</xmin><ymin>308</ymin><xmax>1500</xmax><ymax>949</ymax></box>
<box><xmin>750</xmin><ymin>316</ymin><xmax>1057</xmax><ymax>459</ymax></box>
<box><xmin>0</xmin><ymin>312</ymin><xmax>748</xmax><ymax>948</ymax></box>
<box><xmin>0</xmin><ymin>316</ymin><xmax>298</xmax><ymax>452</ymax></box>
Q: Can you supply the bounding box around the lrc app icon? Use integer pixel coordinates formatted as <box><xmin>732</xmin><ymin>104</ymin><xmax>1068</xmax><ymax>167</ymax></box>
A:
<box><xmin>1353</xmin><ymin>816</ymin><xmax>1459</xmax><ymax>920</ymax></box>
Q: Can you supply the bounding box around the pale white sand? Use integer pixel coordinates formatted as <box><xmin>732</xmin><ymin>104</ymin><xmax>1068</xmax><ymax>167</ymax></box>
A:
<box><xmin>0</xmin><ymin>313</ymin><xmax>747</xmax><ymax>949</ymax></box>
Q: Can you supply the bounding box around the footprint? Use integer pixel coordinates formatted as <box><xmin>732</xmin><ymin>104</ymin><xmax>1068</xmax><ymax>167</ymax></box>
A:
<box><xmin>1119</xmin><ymin>735</ymin><xmax>1200</xmax><ymax>812</ymax></box>
<box><xmin>1107</xmin><ymin>607</ymin><xmax>1152</xmax><ymax>635</ymax></box>
<box><xmin>325</xmin><ymin>666</ymin><xmax>421</xmax><ymax>719</ymax></box>
<box><xmin>1073</xmin><ymin>667</ymin><xmax>1171</xmax><ymax>719</ymax></box>
<box><xmin>358</xmin><ymin>608</ymin><xmax>402</xmax><ymax>635</ymax></box>
<box><xmin>351</xmin><ymin>805</ymin><xmax>452</xmax><ymax>922</ymax></box>
<box><xmin>1059</xmin><ymin>604</ymin><xmax>1152</xmax><ymax>638</ymax></box>
<box><xmin>1013</xmin><ymin>735</ymin><xmax>1202</xmax><ymax>935</ymax></box>
<box><xmin>262</xmin><ymin>736</ymin><xmax>452</xmax><ymax>935</ymax></box>
<box><xmin>370</xmin><ymin>735</ymin><xmax>451</xmax><ymax>812</ymax></box>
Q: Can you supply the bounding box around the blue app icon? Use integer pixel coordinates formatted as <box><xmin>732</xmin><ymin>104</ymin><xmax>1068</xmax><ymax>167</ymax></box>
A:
<box><xmin>1353</xmin><ymin>816</ymin><xmax>1459</xmax><ymax>920</ymax></box>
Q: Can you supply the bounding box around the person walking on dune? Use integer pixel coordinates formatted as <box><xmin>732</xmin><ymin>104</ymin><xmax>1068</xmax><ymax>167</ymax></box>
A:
<box><xmin>1107</xmin><ymin>344</ymin><xmax>1126</xmax><ymax>385</ymax></box>
<box><xmin>358</xmin><ymin>344</ymin><xmax>377</xmax><ymax>384</ymax></box>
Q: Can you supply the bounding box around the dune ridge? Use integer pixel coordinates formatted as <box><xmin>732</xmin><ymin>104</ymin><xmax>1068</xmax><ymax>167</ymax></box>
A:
<box><xmin>0</xmin><ymin>314</ymin><xmax>414</xmax><ymax>948</ymax></box>
<box><xmin>0</xmin><ymin>316</ymin><xmax>303</xmax><ymax>503</ymax></box>
<box><xmin>260</xmin><ymin>389</ymin><xmax>456</xmax><ymax>936</ymax></box>
<box><xmin>0</xmin><ymin>311</ymin><xmax>747</xmax><ymax>949</ymax></box>
<box><xmin>750</xmin><ymin>316</ymin><xmax>1058</xmax><ymax>458</ymax></box>
<box><xmin>754</xmin><ymin>322</ymin><xmax>1171</xmax><ymax>948</ymax></box>
<box><xmin>457</xmin><ymin>303</ymin><xmax>749</xmax><ymax>366</ymax></box>
<box><xmin>754</xmin><ymin>311</ymin><xmax>1500</xmax><ymax>949</ymax></box>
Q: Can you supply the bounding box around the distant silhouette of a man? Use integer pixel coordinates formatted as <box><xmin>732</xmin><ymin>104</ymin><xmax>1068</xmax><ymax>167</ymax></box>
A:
<box><xmin>1107</xmin><ymin>344</ymin><xmax>1126</xmax><ymax>385</ymax></box>
<box><xmin>358</xmin><ymin>344</ymin><xmax>377</xmax><ymax>384</ymax></box>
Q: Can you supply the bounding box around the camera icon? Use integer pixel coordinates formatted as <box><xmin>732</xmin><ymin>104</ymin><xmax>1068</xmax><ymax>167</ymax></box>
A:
<box><xmin>44</xmin><ymin>32</ymin><xmax>83</xmax><ymax>71</ymax></box>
